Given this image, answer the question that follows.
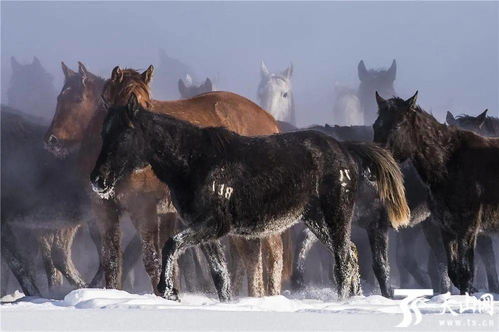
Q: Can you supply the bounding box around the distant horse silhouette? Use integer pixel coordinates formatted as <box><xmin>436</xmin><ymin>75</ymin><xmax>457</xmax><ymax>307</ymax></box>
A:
<box><xmin>358</xmin><ymin>60</ymin><xmax>397</xmax><ymax>125</ymax></box>
<box><xmin>446</xmin><ymin>109</ymin><xmax>499</xmax><ymax>137</ymax></box>
<box><xmin>258</xmin><ymin>61</ymin><xmax>295</xmax><ymax>125</ymax></box>
<box><xmin>1</xmin><ymin>106</ymin><xmax>90</xmax><ymax>297</ymax></box>
<box><xmin>178</xmin><ymin>74</ymin><xmax>214</xmax><ymax>99</ymax></box>
<box><xmin>90</xmin><ymin>93</ymin><xmax>410</xmax><ymax>300</ymax></box>
<box><xmin>374</xmin><ymin>92</ymin><xmax>499</xmax><ymax>294</ymax></box>
<box><xmin>152</xmin><ymin>49</ymin><xmax>194</xmax><ymax>99</ymax></box>
<box><xmin>7</xmin><ymin>56</ymin><xmax>57</xmax><ymax>119</ymax></box>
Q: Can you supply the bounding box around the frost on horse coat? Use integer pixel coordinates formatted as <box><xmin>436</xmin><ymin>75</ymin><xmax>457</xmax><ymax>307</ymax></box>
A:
<box><xmin>91</xmin><ymin>94</ymin><xmax>410</xmax><ymax>301</ymax></box>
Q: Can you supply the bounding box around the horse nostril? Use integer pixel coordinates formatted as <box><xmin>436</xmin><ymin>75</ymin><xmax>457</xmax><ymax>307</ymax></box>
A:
<box><xmin>48</xmin><ymin>135</ymin><xmax>58</xmax><ymax>145</ymax></box>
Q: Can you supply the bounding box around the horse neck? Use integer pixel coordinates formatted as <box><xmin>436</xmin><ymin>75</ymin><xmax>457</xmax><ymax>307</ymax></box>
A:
<box><xmin>141</xmin><ymin>112</ymin><xmax>209</xmax><ymax>187</ymax></box>
<box><xmin>404</xmin><ymin>117</ymin><xmax>459</xmax><ymax>184</ymax></box>
<box><xmin>78</xmin><ymin>108</ymin><xmax>107</xmax><ymax>175</ymax></box>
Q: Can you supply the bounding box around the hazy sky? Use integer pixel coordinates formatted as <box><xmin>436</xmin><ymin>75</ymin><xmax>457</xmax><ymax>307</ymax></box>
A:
<box><xmin>2</xmin><ymin>1</ymin><xmax>498</xmax><ymax>125</ymax></box>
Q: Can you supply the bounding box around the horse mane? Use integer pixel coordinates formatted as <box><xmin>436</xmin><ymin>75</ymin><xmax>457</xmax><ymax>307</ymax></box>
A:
<box><xmin>108</xmin><ymin>68</ymin><xmax>152</xmax><ymax>108</ymax></box>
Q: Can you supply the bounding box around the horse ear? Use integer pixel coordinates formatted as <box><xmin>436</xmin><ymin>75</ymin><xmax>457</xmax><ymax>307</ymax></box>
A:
<box><xmin>375</xmin><ymin>91</ymin><xmax>386</xmax><ymax>108</ymax></box>
<box><xmin>125</xmin><ymin>93</ymin><xmax>140</xmax><ymax>127</ymax></box>
<box><xmin>387</xmin><ymin>59</ymin><xmax>396</xmax><ymax>81</ymax></box>
<box><xmin>61</xmin><ymin>61</ymin><xmax>76</xmax><ymax>78</ymax></box>
<box><xmin>446</xmin><ymin>111</ymin><xmax>457</xmax><ymax>126</ymax></box>
<box><xmin>11</xmin><ymin>57</ymin><xmax>20</xmax><ymax>71</ymax></box>
<box><xmin>261</xmin><ymin>61</ymin><xmax>270</xmax><ymax>78</ymax></box>
<box><xmin>178</xmin><ymin>79</ymin><xmax>187</xmax><ymax>96</ymax></box>
<box><xmin>111</xmin><ymin>66</ymin><xmax>123</xmax><ymax>83</ymax></box>
<box><xmin>203</xmin><ymin>78</ymin><xmax>213</xmax><ymax>91</ymax></box>
<box><xmin>282</xmin><ymin>63</ymin><xmax>293</xmax><ymax>79</ymax></box>
<box><xmin>477</xmin><ymin>109</ymin><xmax>488</xmax><ymax>128</ymax></box>
<box><xmin>405</xmin><ymin>91</ymin><xmax>418</xmax><ymax>109</ymax></box>
<box><xmin>141</xmin><ymin>65</ymin><xmax>154</xmax><ymax>85</ymax></box>
<box><xmin>358</xmin><ymin>60</ymin><xmax>368</xmax><ymax>81</ymax></box>
<box><xmin>185</xmin><ymin>74</ymin><xmax>193</xmax><ymax>87</ymax></box>
<box><xmin>78</xmin><ymin>61</ymin><xmax>88</xmax><ymax>77</ymax></box>
<box><xmin>78</xmin><ymin>61</ymin><xmax>89</xmax><ymax>86</ymax></box>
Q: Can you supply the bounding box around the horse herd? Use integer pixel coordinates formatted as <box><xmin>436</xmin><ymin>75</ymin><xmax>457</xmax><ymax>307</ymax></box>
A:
<box><xmin>1</xmin><ymin>59</ymin><xmax>498</xmax><ymax>302</ymax></box>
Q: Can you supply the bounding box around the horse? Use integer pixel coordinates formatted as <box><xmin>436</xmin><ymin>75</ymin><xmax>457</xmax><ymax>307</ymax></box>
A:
<box><xmin>178</xmin><ymin>74</ymin><xmax>214</xmax><ymax>99</ymax></box>
<box><xmin>258</xmin><ymin>61</ymin><xmax>295</xmax><ymax>125</ymax></box>
<box><xmin>101</xmin><ymin>65</ymin><xmax>293</xmax><ymax>297</ymax></box>
<box><xmin>373</xmin><ymin>91</ymin><xmax>499</xmax><ymax>294</ymax></box>
<box><xmin>152</xmin><ymin>49</ymin><xmax>194</xmax><ymax>99</ymax></box>
<box><xmin>291</xmin><ymin>124</ymin><xmax>445</xmax><ymax>297</ymax></box>
<box><xmin>45</xmin><ymin>63</ymin><xmax>287</xmax><ymax>297</ymax></box>
<box><xmin>1</xmin><ymin>106</ymin><xmax>90</xmax><ymax>297</ymax></box>
<box><xmin>446</xmin><ymin>109</ymin><xmax>499</xmax><ymax>292</ymax></box>
<box><xmin>90</xmin><ymin>93</ymin><xmax>410</xmax><ymax>301</ymax></box>
<box><xmin>358</xmin><ymin>60</ymin><xmax>397</xmax><ymax>125</ymax></box>
<box><xmin>447</xmin><ymin>109</ymin><xmax>499</xmax><ymax>138</ymax></box>
<box><xmin>7</xmin><ymin>56</ymin><xmax>57</xmax><ymax>119</ymax></box>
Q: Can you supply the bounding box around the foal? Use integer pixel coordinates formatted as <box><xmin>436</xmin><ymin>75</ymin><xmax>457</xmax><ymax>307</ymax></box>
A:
<box><xmin>91</xmin><ymin>94</ymin><xmax>410</xmax><ymax>301</ymax></box>
<box><xmin>374</xmin><ymin>92</ymin><xmax>499</xmax><ymax>294</ymax></box>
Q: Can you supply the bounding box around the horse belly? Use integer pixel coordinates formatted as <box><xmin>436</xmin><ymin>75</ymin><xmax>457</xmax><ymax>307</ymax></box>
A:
<box><xmin>232</xmin><ymin>209</ymin><xmax>303</xmax><ymax>238</ymax></box>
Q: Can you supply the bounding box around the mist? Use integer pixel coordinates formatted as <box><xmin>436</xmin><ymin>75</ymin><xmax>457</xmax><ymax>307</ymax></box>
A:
<box><xmin>1</xmin><ymin>1</ymin><xmax>498</xmax><ymax>126</ymax></box>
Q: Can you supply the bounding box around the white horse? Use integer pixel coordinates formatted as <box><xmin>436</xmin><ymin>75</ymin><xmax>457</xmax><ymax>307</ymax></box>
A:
<box><xmin>331</xmin><ymin>82</ymin><xmax>363</xmax><ymax>126</ymax></box>
<box><xmin>257</xmin><ymin>61</ymin><xmax>295</xmax><ymax>125</ymax></box>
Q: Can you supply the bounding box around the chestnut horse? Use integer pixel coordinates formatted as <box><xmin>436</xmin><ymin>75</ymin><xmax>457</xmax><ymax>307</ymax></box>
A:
<box><xmin>45</xmin><ymin>62</ymin><xmax>287</xmax><ymax>296</ymax></box>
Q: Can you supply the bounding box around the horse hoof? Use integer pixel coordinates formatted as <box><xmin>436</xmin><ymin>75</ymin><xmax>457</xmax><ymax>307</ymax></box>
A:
<box><xmin>166</xmin><ymin>289</ymin><xmax>180</xmax><ymax>302</ymax></box>
<box><xmin>157</xmin><ymin>281</ymin><xmax>166</xmax><ymax>295</ymax></box>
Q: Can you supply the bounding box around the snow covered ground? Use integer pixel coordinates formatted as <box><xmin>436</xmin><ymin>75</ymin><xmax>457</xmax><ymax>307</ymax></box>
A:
<box><xmin>1</xmin><ymin>288</ymin><xmax>498</xmax><ymax>331</ymax></box>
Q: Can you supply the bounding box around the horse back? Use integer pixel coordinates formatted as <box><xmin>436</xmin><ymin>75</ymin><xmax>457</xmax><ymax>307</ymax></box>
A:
<box><xmin>151</xmin><ymin>91</ymin><xmax>279</xmax><ymax>136</ymax></box>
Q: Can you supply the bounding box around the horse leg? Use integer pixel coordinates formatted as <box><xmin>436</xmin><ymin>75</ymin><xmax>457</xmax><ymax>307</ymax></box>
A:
<box><xmin>157</xmin><ymin>219</ymin><xmax>230</xmax><ymax>302</ymax></box>
<box><xmin>128</xmin><ymin>199</ymin><xmax>162</xmax><ymax>295</ymax></box>
<box><xmin>38</xmin><ymin>231</ymin><xmax>63</xmax><ymax>291</ymax></box>
<box><xmin>397</xmin><ymin>227</ymin><xmax>431</xmax><ymax>288</ymax></box>
<box><xmin>262</xmin><ymin>234</ymin><xmax>283</xmax><ymax>295</ymax></box>
<box><xmin>366</xmin><ymin>215</ymin><xmax>392</xmax><ymax>298</ymax></box>
<box><xmin>227</xmin><ymin>239</ymin><xmax>245</xmax><ymax>296</ymax></box>
<box><xmin>306</xmin><ymin>194</ymin><xmax>360</xmax><ymax>299</ymax></box>
<box><xmin>122</xmin><ymin>233</ymin><xmax>142</xmax><ymax>289</ymax></box>
<box><xmin>87</xmin><ymin>219</ymin><xmax>105</xmax><ymax>288</ymax></box>
<box><xmin>475</xmin><ymin>234</ymin><xmax>499</xmax><ymax>293</ymax></box>
<box><xmin>232</xmin><ymin>237</ymin><xmax>264</xmax><ymax>297</ymax></box>
<box><xmin>93</xmin><ymin>199</ymin><xmax>122</xmax><ymax>290</ymax></box>
<box><xmin>291</xmin><ymin>228</ymin><xmax>317</xmax><ymax>290</ymax></box>
<box><xmin>442</xmin><ymin>227</ymin><xmax>476</xmax><ymax>295</ymax></box>
<box><xmin>421</xmin><ymin>219</ymin><xmax>450</xmax><ymax>293</ymax></box>
<box><xmin>51</xmin><ymin>226</ymin><xmax>87</xmax><ymax>289</ymax></box>
<box><xmin>1</xmin><ymin>224</ymin><xmax>41</xmax><ymax>297</ymax></box>
<box><xmin>200</xmin><ymin>240</ymin><xmax>231</xmax><ymax>301</ymax></box>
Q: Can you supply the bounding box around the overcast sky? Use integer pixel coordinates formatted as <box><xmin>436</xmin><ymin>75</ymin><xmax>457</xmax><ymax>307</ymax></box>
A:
<box><xmin>2</xmin><ymin>1</ymin><xmax>498</xmax><ymax>125</ymax></box>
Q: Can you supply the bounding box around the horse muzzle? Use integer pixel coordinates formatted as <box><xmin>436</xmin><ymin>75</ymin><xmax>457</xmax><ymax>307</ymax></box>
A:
<box><xmin>90</xmin><ymin>170</ymin><xmax>116</xmax><ymax>199</ymax></box>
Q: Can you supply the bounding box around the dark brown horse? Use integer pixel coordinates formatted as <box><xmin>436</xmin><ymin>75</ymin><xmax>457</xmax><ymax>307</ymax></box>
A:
<box><xmin>45</xmin><ymin>63</ymin><xmax>287</xmax><ymax>296</ymax></box>
<box><xmin>373</xmin><ymin>92</ymin><xmax>499</xmax><ymax>294</ymax></box>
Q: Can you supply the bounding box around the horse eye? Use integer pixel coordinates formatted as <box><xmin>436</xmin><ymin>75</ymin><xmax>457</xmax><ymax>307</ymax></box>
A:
<box><xmin>283</xmin><ymin>92</ymin><xmax>288</xmax><ymax>98</ymax></box>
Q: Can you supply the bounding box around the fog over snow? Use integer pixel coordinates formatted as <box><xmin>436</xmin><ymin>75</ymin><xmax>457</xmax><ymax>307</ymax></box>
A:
<box><xmin>1</xmin><ymin>1</ymin><xmax>498</xmax><ymax>125</ymax></box>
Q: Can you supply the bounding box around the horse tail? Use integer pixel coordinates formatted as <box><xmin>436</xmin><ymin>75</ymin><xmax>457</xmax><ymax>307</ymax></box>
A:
<box><xmin>345</xmin><ymin>142</ymin><xmax>410</xmax><ymax>229</ymax></box>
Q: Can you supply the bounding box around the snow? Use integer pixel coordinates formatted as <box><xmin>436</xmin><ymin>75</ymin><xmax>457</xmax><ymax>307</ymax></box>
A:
<box><xmin>1</xmin><ymin>288</ymin><xmax>498</xmax><ymax>331</ymax></box>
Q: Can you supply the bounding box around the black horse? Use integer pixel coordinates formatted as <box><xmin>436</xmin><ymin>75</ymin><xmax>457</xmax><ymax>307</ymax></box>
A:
<box><xmin>446</xmin><ymin>109</ymin><xmax>499</xmax><ymax>292</ymax></box>
<box><xmin>446</xmin><ymin>109</ymin><xmax>499</xmax><ymax>138</ymax></box>
<box><xmin>293</xmin><ymin>124</ymin><xmax>446</xmax><ymax>297</ymax></box>
<box><xmin>90</xmin><ymin>94</ymin><xmax>410</xmax><ymax>301</ymax></box>
<box><xmin>373</xmin><ymin>91</ymin><xmax>499</xmax><ymax>294</ymax></box>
